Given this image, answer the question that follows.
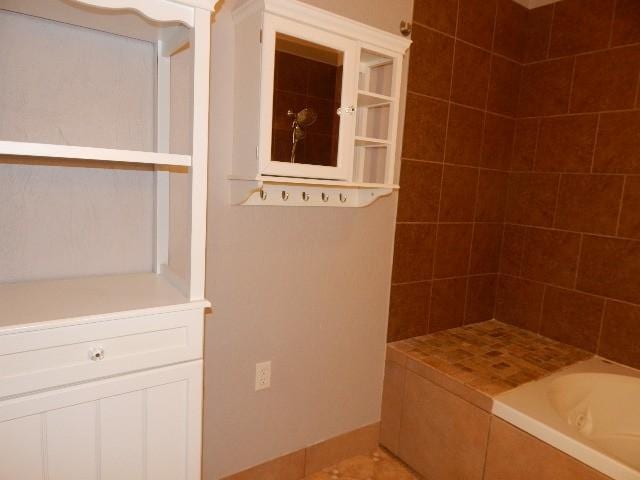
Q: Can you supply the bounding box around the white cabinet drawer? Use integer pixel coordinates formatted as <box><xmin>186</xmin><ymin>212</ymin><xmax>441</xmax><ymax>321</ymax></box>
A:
<box><xmin>0</xmin><ymin>308</ymin><xmax>203</xmax><ymax>399</ymax></box>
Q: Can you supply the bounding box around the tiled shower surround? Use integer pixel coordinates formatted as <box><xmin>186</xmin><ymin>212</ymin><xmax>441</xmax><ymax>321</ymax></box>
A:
<box><xmin>390</xmin><ymin>0</ymin><xmax>640</xmax><ymax>369</ymax></box>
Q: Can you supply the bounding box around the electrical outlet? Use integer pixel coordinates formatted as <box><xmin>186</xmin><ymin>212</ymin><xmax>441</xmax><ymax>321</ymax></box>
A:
<box><xmin>255</xmin><ymin>361</ymin><xmax>271</xmax><ymax>391</ymax></box>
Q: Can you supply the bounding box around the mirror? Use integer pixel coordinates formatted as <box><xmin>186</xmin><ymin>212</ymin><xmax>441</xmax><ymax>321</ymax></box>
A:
<box><xmin>271</xmin><ymin>33</ymin><xmax>343</xmax><ymax>167</ymax></box>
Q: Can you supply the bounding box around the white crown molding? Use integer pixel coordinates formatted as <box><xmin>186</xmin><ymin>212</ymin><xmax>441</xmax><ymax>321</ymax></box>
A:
<box><xmin>512</xmin><ymin>0</ymin><xmax>561</xmax><ymax>9</ymax></box>
<box><xmin>233</xmin><ymin>0</ymin><xmax>411</xmax><ymax>54</ymax></box>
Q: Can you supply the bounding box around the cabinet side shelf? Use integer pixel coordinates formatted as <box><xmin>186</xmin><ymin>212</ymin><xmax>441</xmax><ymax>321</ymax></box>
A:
<box><xmin>0</xmin><ymin>140</ymin><xmax>191</xmax><ymax>167</ymax></box>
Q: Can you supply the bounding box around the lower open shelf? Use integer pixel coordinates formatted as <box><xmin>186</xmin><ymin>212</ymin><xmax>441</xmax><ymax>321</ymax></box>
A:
<box><xmin>0</xmin><ymin>272</ymin><xmax>210</xmax><ymax>332</ymax></box>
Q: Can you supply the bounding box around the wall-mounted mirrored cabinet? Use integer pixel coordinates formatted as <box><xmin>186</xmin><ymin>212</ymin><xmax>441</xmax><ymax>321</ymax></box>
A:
<box><xmin>229</xmin><ymin>0</ymin><xmax>411</xmax><ymax>207</ymax></box>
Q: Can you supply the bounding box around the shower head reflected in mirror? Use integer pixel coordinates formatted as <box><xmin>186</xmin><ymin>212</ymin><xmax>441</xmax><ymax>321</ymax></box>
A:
<box><xmin>289</xmin><ymin>107</ymin><xmax>318</xmax><ymax>127</ymax></box>
<box><xmin>288</xmin><ymin>107</ymin><xmax>318</xmax><ymax>163</ymax></box>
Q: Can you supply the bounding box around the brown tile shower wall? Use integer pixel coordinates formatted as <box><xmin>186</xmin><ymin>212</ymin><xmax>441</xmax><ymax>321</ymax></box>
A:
<box><xmin>496</xmin><ymin>0</ymin><xmax>640</xmax><ymax>369</ymax></box>
<box><xmin>389</xmin><ymin>0</ymin><xmax>527</xmax><ymax>341</ymax></box>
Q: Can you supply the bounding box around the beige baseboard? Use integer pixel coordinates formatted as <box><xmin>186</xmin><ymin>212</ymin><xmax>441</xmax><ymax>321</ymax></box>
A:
<box><xmin>221</xmin><ymin>422</ymin><xmax>380</xmax><ymax>480</ymax></box>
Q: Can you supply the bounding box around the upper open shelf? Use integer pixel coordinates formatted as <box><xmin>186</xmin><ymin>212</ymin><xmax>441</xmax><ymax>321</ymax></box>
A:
<box><xmin>357</xmin><ymin>90</ymin><xmax>394</xmax><ymax>108</ymax></box>
<box><xmin>0</xmin><ymin>140</ymin><xmax>191</xmax><ymax>167</ymax></box>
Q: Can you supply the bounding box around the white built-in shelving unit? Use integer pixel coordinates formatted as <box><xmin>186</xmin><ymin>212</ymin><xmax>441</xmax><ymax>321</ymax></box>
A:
<box><xmin>0</xmin><ymin>1</ymin><xmax>218</xmax><ymax>478</ymax></box>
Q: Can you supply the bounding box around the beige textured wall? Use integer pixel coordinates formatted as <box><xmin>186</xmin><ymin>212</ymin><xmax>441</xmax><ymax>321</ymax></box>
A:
<box><xmin>0</xmin><ymin>10</ymin><xmax>155</xmax><ymax>283</ymax></box>
<box><xmin>202</xmin><ymin>1</ymin><xmax>412</xmax><ymax>478</ymax></box>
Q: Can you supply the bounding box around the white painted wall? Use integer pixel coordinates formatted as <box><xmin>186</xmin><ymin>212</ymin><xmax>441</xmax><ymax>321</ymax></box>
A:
<box><xmin>0</xmin><ymin>11</ymin><xmax>155</xmax><ymax>283</ymax></box>
<box><xmin>202</xmin><ymin>1</ymin><xmax>412</xmax><ymax>477</ymax></box>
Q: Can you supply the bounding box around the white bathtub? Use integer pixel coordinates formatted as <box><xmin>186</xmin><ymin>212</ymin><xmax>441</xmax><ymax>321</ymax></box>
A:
<box><xmin>493</xmin><ymin>357</ymin><xmax>640</xmax><ymax>480</ymax></box>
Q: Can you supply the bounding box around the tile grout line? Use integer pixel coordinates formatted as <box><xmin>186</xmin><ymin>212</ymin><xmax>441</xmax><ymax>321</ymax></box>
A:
<box><xmin>407</xmin><ymin>89</ymin><xmax>515</xmax><ymax>119</ymax></box>
<box><xmin>525</xmin><ymin>41</ymin><xmax>640</xmax><ymax>66</ymax></box>
<box><xmin>531</xmin><ymin>116</ymin><xmax>542</xmax><ymax>171</ymax></box>
<box><xmin>464</xmin><ymin>0</ymin><xmax>498</xmax><ymax>327</ymax></box>
<box><xmin>536</xmin><ymin>284</ymin><xmax>547</xmax><ymax>334</ymax></box>
<box><xmin>550</xmin><ymin>174</ymin><xmax>562</xmax><ymax>228</ymax></box>
<box><xmin>566</xmin><ymin>56</ymin><xmax>577</xmax><ymax>114</ymax></box>
<box><xmin>412</xmin><ymin>20</ymin><xmax>520</xmax><ymax>66</ymax></box>
<box><xmin>480</xmin><ymin>416</ymin><xmax>494</xmax><ymax>480</ymax></box>
<box><xmin>573</xmin><ymin>233</ymin><xmax>584</xmax><ymax>290</ymax></box>
<box><xmin>498</xmin><ymin>272</ymin><xmax>640</xmax><ymax>309</ymax></box>
<box><xmin>635</xmin><ymin>68</ymin><xmax>640</xmax><ymax>109</ymax></box>
<box><xmin>607</xmin><ymin>0</ymin><xmax>618</xmax><ymax>49</ymax></box>
<box><xmin>590</xmin><ymin>113</ymin><xmax>601</xmax><ymax>173</ymax></box>
<box><xmin>501</xmin><ymin>220</ymin><xmax>639</xmax><ymax>242</ymax></box>
<box><xmin>544</xmin><ymin>3</ymin><xmax>556</xmax><ymax>60</ymax></box>
<box><xmin>614</xmin><ymin>175</ymin><xmax>627</xmax><ymax>236</ymax></box>
<box><xmin>426</xmin><ymin>0</ymin><xmax>461</xmax><ymax>335</ymax></box>
<box><xmin>595</xmin><ymin>299</ymin><xmax>608</xmax><ymax>356</ymax></box>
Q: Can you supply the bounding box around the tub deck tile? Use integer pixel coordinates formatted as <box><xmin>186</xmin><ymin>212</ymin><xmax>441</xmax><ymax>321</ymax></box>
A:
<box><xmin>387</xmin><ymin>320</ymin><xmax>592</xmax><ymax>410</ymax></box>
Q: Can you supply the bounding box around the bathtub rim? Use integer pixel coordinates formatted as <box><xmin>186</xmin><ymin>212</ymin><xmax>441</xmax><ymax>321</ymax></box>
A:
<box><xmin>492</xmin><ymin>356</ymin><xmax>640</xmax><ymax>480</ymax></box>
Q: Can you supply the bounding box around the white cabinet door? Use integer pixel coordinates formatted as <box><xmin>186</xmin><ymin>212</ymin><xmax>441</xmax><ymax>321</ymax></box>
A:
<box><xmin>0</xmin><ymin>361</ymin><xmax>202</xmax><ymax>480</ymax></box>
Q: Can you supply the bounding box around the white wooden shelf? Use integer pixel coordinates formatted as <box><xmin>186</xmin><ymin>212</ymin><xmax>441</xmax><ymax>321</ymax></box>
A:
<box><xmin>354</xmin><ymin>136</ymin><xmax>390</xmax><ymax>147</ymax></box>
<box><xmin>228</xmin><ymin>175</ymin><xmax>397</xmax><ymax>207</ymax></box>
<box><xmin>357</xmin><ymin>90</ymin><xmax>393</xmax><ymax>108</ymax></box>
<box><xmin>0</xmin><ymin>140</ymin><xmax>191</xmax><ymax>167</ymax></box>
<box><xmin>0</xmin><ymin>272</ymin><xmax>209</xmax><ymax>332</ymax></box>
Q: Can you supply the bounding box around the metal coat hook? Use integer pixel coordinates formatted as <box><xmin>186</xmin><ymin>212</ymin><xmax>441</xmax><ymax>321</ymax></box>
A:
<box><xmin>400</xmin><ymin>20</ymin><xmax>412</xmax><ymax>37</ymax></box>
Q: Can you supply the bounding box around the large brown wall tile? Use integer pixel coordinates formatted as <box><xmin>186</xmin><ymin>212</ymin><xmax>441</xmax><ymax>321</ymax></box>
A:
<box><xmin>445</xmin><ymin>104</ymin><xmax>484</xmax><ymax>167</ymax></box>
<box><xmin>487</xmin><ymin>56</ymin><xmax>522</xmax><ymax>116</ymax></box>
<box><xmin>521</xmin><ymin>228</ymin><xmax>581</xmax><ymax>288</ymax></box>
<box><xmin>518</xmin><ymin>58</ymin><xmax>573</xmax><ymax>116</ymax></box>
<box><xmin>396</xmin><ymin>160</ymin><xmax>443</xmax><ymax>222</ymax></box>
<box><xmin>402</xmin><ymin>93</ymin><xmax>448</xmax><ymax>162</ymax></box>
<box><xmin>594</xmin><ymin>111</ymin><xmax>640</xmax><ymax>174</ymax></box>
<box><xmin>534</xmin><ymin>115</ymin><xmax>598</xmax><ymax>173</ymax></box>
<box><xmin>505</xmin><ymin>173</ymin><xmax>559</xmax><ymax>227</ymax></box>
<box><xmin>570</xmin><ymin>46</ymin><xmax>640</xmax><ymax>113</ymax></box>
<box><xmin>439</xmin><ymin>165</ymin><xmax>480</xmax><ymax>222</ymax></box>
<box><xmin>523</xmin><ymin>4</ymin><xmax>553</xmax><ymax>63</ymax></box>
<box><xmin>548</xmin><ymin>0</ymin><xmax>615</xmax><ymax>57</ymax></box>
<box><xmin>510</xmin><ymin>118</ymin><xmax>539</xmax><ymax>171</ymax></box>
<box><xmin>481</xmin><ymin>114</ymin><xmax>515</xmax><ymax>171</ymax></box>
<box><xmin>434</xmin><ymin>223</ymin><xmax>473</xmax><ymax>278</ymax></box>
<box><xmin>457</xmin><ymin>0</ymin><xmax>497</xmax><ymax>50</ymax></box>
<box><xmin>465</xmin><ymin>274</ymin><xmax>498</xmax><ymax>324</ymax></box>
<box><xmin>408</xmin><ymin>25</ymin><xmax>454</xmax><ymax>99</ymax></box>
<box><xmin>413</xmin><ymin>0</ymin><xmax>458</xmax><ymax>34</ymax></box>
<box><xmin>599</xmin><ymin>301</ymin><xmax>640</xmax><ymax>369</ymax></box>
<box><xmin>485</xmin><ymin>418</ymin><xmax>611</xmax><ymax>480</ymax></box>
<box><xmin>540</xmin><ymin>287</ymin><xmax>604</xmax><ymax>351</ymax></box>
<box><xmin>398</xmin><ymin>371</ymin><xmax>491</xmax><ymax>480</ymax></box>
<box><xmin>554</xmin><ymin>174</ymin><xmax>624</xmax><ymax>236</ymax></box>
<box><xmin>577</xmin><ymin>235</ymin><xmax>640</xmax><ymax>304</ymax></box>
<box><xmin>612</xmin><ymin>0</ymin><xmax>640</xmax><ymax>46</ymax></box>
<box><xmin>392</xmin><ymin>224</ymin><xmax>436</xmax><ymax>283</ymax></box>
<box><xmin>619</xmin><ymin>176</ymin><xmax>640</xmax><ymax>239</ymax></box>
<box><xmin>451</xmin><ymin>42</ymin><xmax>491</xmax><ymax>109</ymax></box>
<box><xmin>476</xmin><ymin>170</ymin><xmax>508</xmax><ymax>223</ymax></box>
<box><xmin>496</xmin><ymin>275</ymin><xmax>545</xmax><ymax>331</ymax></box>
<box><xmin>493</xmin><ymin>0</ymin><xmax>527</xmax><ymax>62</ymax></box>
<box><xmin>470</xmin><ymin>223</ymin><xmax>504</xmax><ymax>274</ymax></box>
<box><xmin>380</xmin><ymin>359</ymin><xmax>407</xmax><ymax>454</ymax></box>
<box><xmin>500</xmin><ymin>225</ymin><xmax>526</xmax><ymax>276</ymax></box>
<box><xmin>429</xmin><ymin>278</ymin><xmax>468</xmax><ymax>332</ymax></box>
<box><xmin>388</xmin><ymin>282</ymin><xmax>430</xmax><ymax>342</ymax></box>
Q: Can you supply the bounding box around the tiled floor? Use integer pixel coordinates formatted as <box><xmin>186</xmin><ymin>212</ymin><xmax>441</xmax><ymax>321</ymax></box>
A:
<box><xmin>304</xmin><ymin>449</ymin><xmax>421</xmax><ymax>480</ymax></box>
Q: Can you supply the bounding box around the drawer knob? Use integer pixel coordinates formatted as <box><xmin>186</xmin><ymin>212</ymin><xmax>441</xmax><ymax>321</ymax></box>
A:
<box><xmin>89</xmin><ymin>347</ymin><xmax>105</xmax><ymax>361</ymax></box>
